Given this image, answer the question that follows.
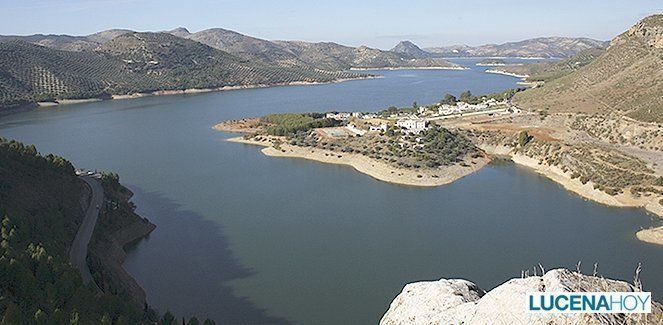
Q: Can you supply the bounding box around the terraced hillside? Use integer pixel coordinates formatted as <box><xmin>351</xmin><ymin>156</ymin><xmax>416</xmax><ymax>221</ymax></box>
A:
<box><xmin>513</xmin><ymin>15</ymin><xmax>663</xmax><ymax>123</ymax></box>
<box><xmin>96</xmin><ymin>32</ymin><xmax>358</xmax><ymax>89</ymax></box>
<box><xmin>175</xmin><ymin>28</ymin><xmax>308</xmax><ymax>68</ymax></box>
<box><xmin>0</xmin><ymin>33</ymin><xmax>362</xmax><ymax>109</ymax></box>
<box><xmin>0</xmin><ymin>40</ymin><xmax>161</xmax><ymax>106</ymax></box>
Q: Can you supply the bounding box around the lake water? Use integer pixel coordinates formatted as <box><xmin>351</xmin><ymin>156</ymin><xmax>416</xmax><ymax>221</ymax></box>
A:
<box><xmin>1</xmin><ymin>59</ymin><xmax>661</xmax><ymax>324</ymax></box>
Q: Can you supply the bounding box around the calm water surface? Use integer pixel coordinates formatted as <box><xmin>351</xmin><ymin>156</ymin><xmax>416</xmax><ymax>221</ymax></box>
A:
<box><xmin>1</xmin><ymin>60</ymin><xmax>661</xmax><ymax>324</ymax></box>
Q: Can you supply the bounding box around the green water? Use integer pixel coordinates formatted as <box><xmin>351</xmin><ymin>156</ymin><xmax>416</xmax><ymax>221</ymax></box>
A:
<box><xmin>0</xmin><ymin>63</ymin><xmax>661</xmax><ymax>324</ymax></box>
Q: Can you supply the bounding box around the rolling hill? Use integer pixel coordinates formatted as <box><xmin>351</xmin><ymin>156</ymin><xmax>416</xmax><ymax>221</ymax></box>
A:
<box><xmin>426</xmin><ymin>37</ymin><xmax>608</xmax><ymax>58</ymax></box>
<box><xmin>513</xmin><ymin>15</ymin><xmax>663</xmax><ymax>123</ymax></box>
<box><xmin>172</xmin><ymin>28</ymin><xmax>458</xmax><ymax>70</ymax></box>
<box><xmin>95</xmin><ymin>32</ymin><xmax>357</xmax><ymax>89</ymax></box>
<box><xmin>0</xmin><ymin>29</ymin><xmax>131</xmax><ymax>52</ymax></box>
<box><xmin>0</xmin><ymin>27</ymin><xmax>460</xmax><ymax>72</ymax></box>
<box><xmin>0</xmin><ymin>40</ymin><xmax>161</xmax><ymax>106</ymax></box>
<box><xmin>274</xmin><ymin>41</ymin><xmax>458</xmax><ymax>70</ymax></box>
<box><xmin>173</xmin><ymin>27</ymin><xmax>308</xmax><ymax>68</ymax></box>
<box><xmin>0</xmin><ymin>32</ymin><xmax>362</xmax><ymax>109</ymax></box>
<box><xmin>390</xmin><ymin>41</ymin><xmax>431</xmax><ymax>58</ymax></box>
<box><xmin>499</xmin><ymin>47</ymin><xmax>606</xmax><ymax>82</ymax></box>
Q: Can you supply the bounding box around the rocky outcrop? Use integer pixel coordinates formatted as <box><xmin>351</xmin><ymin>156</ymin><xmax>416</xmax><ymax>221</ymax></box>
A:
<box><xmin>381</xmin><ymin>269</ymin><xmax>663</xmax><ymax>324</ymax></box>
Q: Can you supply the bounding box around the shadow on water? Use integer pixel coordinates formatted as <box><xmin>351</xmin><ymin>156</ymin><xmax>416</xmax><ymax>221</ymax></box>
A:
<box><xmin>123</xmin><ymin>186</ymin><xmax>291</xmax><ymax>324</ymax></box>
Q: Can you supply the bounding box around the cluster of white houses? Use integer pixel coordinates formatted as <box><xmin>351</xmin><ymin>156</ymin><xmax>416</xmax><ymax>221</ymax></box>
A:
<box><xmin>325</xmin><ymin>112</ymin><xmax>378</xmax><ymax>120</ymax></box>
<box><xmin>326</xmin><ymin>110</ymin><xmax>429</xmax><ymax>135</ymax></box>
<box><xmin>437</xmin><ymin>98</ymin><xmax>510</xmax><ymax>116</ymax></box>
<box><xmin>324</xmin><ymin>98</ymin><xmax>522</xmax><ymax>136</ymax></box>
<box><xmin>395</xmin><ymin>117</ymin><xmax>429</xmax><ymax>134</ymax></box>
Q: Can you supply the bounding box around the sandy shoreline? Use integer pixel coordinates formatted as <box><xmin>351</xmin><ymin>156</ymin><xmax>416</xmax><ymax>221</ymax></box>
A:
<box><xmin>38</xmin><ymin>98</ymin><xmax>104</xmax><ymax>107</ymax></box>
<box><xmin>479</xmin><ymin>145</ymin><xmax>663</xmax><ymax>245</ymax></box>
<box><xmin>222</xmin><ymin>133</ymin><xmax>663</xmax><ymax>245</ymax></box>
<box><xmin>636</xmin><ymin>227</ymin><xmax>663</xmax><ymax>246</ymax></box>
<box><xmin>112</xmin><ymin>77</ymin><xmax>376</xmax><ymax>100</ymax></box>
<box><xmin>509</xmin><ymin>154</ymin><xmax>663</xmax><ymax>217</ymax></box>
<box><xmin>25</xmin><ymin>76</ymin><xmax>376</xmax><ymax>109</ymax></box>
<box><xmin>229</xmin><ymin>136</ymin><xmax>663</xmax><ymax>218</ymax></box>
<box><xmin>228</xmin><ymin>136</ymin><xmax>489</xmax><ymax>187</ymax></box>
<box><xmin>350</xmin><ymin>66</ymin><xmax>469</xmax><ymax>71</ymax></box>
<box><xmin>484</xmin><ymin>69</ymin><xmax>529</xmax><ymax>79</ymax></box>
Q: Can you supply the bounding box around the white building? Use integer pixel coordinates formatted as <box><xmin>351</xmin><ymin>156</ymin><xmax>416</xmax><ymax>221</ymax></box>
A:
<box><xmin>396</xmin><ymin>118</ymin><xmax>428</xmax><ymax>134</ymax></box>
<box><xmin>438</xmin><ymin>104</ymin><xmax>459</xmax><ymax>116</ymax></box>
<box><xmin>326</xmin><ymin>112</ymin><xmax>352</xmax><ymax>120</ymax></box>
<box><xmin>345</xmin><ymin>123</ymin><xmax>366</xmax><ymax>136</ymax></box>
<box><xmin>369</xmin><ymin>123</ymin><xmax>388</xmax><ymax>132</ymax></box>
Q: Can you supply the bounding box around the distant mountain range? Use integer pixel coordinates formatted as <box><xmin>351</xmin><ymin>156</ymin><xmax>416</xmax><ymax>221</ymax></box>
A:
<box><xmin>0</xmin><ymin>32</ymin><xmax>362</xmax><ymax>108</ymax></box>
<box><xmin>514</xmin><ymin>15</ymin><xmax>663</xmax><ymax>123</ymax></box>
<box><xmin>0</xmin><ymin>29</ymin><xmax>132</xmax><ymax>52</ymax></box>
<box><xmin>166</xmin><ymin>27</ymin><xmax>459</xmax><ymax>71</ymax></box>
<box><xmin>0</xmin><ymin>27</ymin><xmax>465</xmax><ymax>109</ymax></box>
<box><xmin>0</xmin><ymin>25</ymin><xmax>618</xmax><ymax>110</ymax></box>
<box><xmin>425</xmin><ymin>37</ymin><xmax>608</xmax><ymax>58</ymax></box>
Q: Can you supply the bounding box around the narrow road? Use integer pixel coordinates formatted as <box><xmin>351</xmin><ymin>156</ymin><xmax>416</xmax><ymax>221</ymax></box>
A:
<box><xmin>69</xmin><ymin>176</ymin><xmax>103</xmax><ymax>292</ymax></box>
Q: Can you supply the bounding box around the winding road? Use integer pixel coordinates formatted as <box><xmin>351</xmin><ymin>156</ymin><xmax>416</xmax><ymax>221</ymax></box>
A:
<box><xmin>69</xmin><ymin>176</ymin><xmax>103</xmax><ymax>292</ymax></box>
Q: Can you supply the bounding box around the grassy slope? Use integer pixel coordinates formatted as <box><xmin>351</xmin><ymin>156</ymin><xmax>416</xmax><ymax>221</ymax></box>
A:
<box><xmin>503</xmin><ymin>47</ymin><xmax>605</xmax><ymax>82</ymax></box>
<box><xmin>513</xmin><ymin>15</ymin><xmax>663</xmax><ymax>123</ymax></box>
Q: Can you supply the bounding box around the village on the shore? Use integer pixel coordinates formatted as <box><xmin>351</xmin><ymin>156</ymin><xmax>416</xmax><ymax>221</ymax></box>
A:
<box><xmin>324</xmin><ymin>96</ymin><xmax>522</xmax><ymax>136</ymax></box>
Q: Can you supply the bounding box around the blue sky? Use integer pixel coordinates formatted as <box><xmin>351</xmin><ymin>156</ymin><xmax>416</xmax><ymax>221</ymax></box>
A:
<box><xmin>1</xmin><ymin>0</ymin><xmax>661</xmax><ymax>49</ymax></box>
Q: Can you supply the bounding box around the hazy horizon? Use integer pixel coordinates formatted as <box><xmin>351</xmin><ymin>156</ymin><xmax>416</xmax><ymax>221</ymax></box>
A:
<box><xmin>1</xmin><ymin>0</ymin><xmax>661</xmax><ymax>49</ymax></box>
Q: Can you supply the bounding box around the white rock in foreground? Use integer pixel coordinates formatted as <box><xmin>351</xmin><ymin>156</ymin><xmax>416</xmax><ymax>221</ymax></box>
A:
<box><xmin>381</xmin><ymin>269</ymin><xmax>662</xmax><ymax>325</ymax></box>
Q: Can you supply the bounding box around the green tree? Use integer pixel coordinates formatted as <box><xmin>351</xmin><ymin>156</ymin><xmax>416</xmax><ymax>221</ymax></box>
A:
<box><xmin>459</xmin><ymin>90</ymin><xmax>471</xmax><ymax>102</ymax></box>
<box><xmin>100</xmin><ymin>313</ymin><xmax>111</xmax><ymax>325</ymax></box>
<box><xmin>1</xmin><ymin>303</ymin><xmax>24</xmax><ymax>324</ymax></box>
<box><xmin>518</xmin><ymin>131</ymin><xmax>531</xmax><ymax>147</ymax></box>
<box><xmin>187</xmin><ymin>317</ymin><xmax>201</xmax><ymax>325</ymax></box>
<box><xmin>34</xmin><ymin>309</ymin><xmax>47</xmax><ymax>325</ymax></box>
<box><xmin>459</xmin><ymin>90</ymin><xmax>478</xmax><ymax>104</ymax></box>
<box><xmin>161</xmin><ymin>311</ymin><xmax>176</xmax><ymax>325</ymax></box>
<box><xmin>440</xmin><ymin>93</ymin><xmax>457</xmax><ymax>105</ymax></box>
<box><xmin>69</xmin><ymin>311</ymin><xmax>79</xmax><ymax>325</ymax></box>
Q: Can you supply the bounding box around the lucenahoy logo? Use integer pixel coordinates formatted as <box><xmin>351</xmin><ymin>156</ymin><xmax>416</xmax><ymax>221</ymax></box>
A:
<box><xmin>528</xmin><ymin>292</ymin><xmax>651</xmax><ymax>313</ymax></box>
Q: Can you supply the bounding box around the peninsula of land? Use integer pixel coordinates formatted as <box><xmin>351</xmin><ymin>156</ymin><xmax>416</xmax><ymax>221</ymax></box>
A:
<box><xmin>215</xmin><ymin>86</ymin><xmax>663</xmax><ymax>245</ymax></box>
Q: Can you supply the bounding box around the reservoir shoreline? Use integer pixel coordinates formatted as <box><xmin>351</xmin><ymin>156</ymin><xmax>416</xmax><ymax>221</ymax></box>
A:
<box><xmin>226</xmin><ymin>134</ymin><xmax>663</xmax><ymax>219</ymax></box>
<box><xmin>227</xmin><ymin>136</ymin><xmax>489</xmax><ymax>187</ymax></box>
<box><xmin>1</xmin><ymin>76</ymin><xmax>377</xmax><ymax>116</ymax></box>
<box><xmin>224</xmin><ymin>134</ymin><xmax>663</xmax><ymax>246</ymax></box>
